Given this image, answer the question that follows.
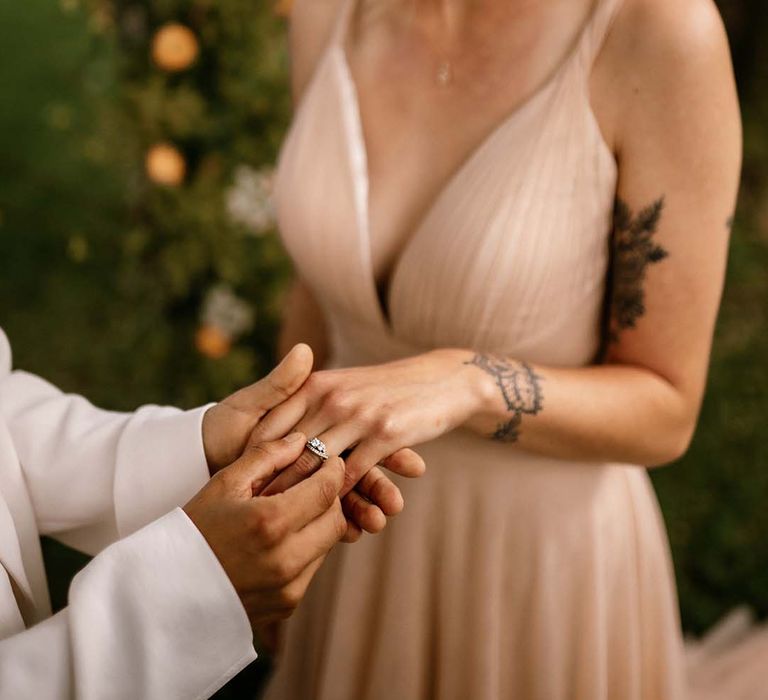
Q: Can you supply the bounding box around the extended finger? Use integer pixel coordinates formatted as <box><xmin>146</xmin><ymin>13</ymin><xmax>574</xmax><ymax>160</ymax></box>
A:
<box><xmin>269</xmin><ymin>456</ymin><xmax>346</xmax><ymax>531</ymax></box>
<box><xmin>341</xmin><ymin>489</ymin><xmax>387</xmax><ymax>534</ymax></box>
<box><xmin>337</xmin><ymin>438</ymin><xmax>391</xmax><ymax>496</ymax></box>
<box><xmin>381</xmin><ymin>448</ymin><xmax>426</xmax><ymax>478</ymax></box>
<box><xmin>340</xmin><ymin>515</ymin><xmax>363</xmax><ymax>543</ymax></box>
<box><xmin>355</xmin><ymin>466</ymin><xmax>404</xmax><ymax>517</ymax></box>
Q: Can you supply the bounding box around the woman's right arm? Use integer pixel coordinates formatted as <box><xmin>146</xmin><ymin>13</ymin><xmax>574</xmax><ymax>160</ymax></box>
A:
<box><xmin>278</xmin><ymin>279</ymin><xmax>330</xmax><ymax>365</ymax></box>
<box><xmin>287</xmin><ymin>0</ymin><xmax>346</xmax><ymax>102</ymax></box>
<box><xmin>278</xmin><ymin>0</ymin><xmax>346</xmax><ymax>363</ymax></box>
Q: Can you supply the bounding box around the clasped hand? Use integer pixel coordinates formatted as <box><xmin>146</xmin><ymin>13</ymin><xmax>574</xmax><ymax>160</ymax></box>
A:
<box><xmin>253</xmin><ymin>349</ymin><xmax>482</xmax><ymax>513</ymax></box>
<box><xmin>185</xmin><ymin>344</ymin><xmax>436</xmax><ymax>628</ymax></box>
<box><xmin>202</xmin><ymin>344</ymin><xmax>427</xmax><ymax>540</ymax></box>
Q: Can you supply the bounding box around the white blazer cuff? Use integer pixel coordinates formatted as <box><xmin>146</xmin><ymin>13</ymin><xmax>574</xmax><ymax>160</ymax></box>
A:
<box><xmin>67</xmin><ymin>507</ymin><xmax>257</xmax><ymax>699</ymax></box>
<box><xmin>114</xmin><ymin>404</ymin><xmax>215</xmax><ymax>537</ymax></box>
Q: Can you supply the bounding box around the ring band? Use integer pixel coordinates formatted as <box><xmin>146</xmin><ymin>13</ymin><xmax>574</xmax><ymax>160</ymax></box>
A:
<box><xmin>305</xmin><ymin>437</ymin><xmax>329</xmax><ymax>461</ymax></box>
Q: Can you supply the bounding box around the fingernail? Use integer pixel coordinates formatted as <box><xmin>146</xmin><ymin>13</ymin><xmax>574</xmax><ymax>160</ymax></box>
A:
<box><xmin>283</xmin><ymin>432</ymin><xmax>304</xmax><ymax>443</ymax></box>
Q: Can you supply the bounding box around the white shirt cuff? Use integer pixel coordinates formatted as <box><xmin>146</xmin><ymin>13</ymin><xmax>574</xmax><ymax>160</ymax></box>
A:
<box><xmin>68</xmin><ymin>507</ymin><xmax>257</xmax><ymax>698</ymax></box>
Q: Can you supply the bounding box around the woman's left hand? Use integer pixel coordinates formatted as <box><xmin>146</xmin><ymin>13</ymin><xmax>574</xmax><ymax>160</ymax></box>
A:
<box><xmin>254</xmin><ymin>349</ymin><xmax>482</xmax><ymax>497</ymax></box>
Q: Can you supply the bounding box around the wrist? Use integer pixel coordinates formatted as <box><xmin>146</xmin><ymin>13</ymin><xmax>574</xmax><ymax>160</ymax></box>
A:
<box><xmin>462</xmin><ymin>355</ymin><xmax>502</xmax><ymax>419</ymax></box>
<box><xmin>428</xmin><ymin>348</ymin><xmax>496</xmax><ymax>420</ymax></box>
<box><xmin>462</xmin><ymin>354</ymin><xmax>546</xmax><ymax>431</ymax></box>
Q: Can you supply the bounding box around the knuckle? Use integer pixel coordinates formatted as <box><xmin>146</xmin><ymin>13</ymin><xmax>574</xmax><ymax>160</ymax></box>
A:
<box><xmin>353</xmin><ymin>404</ymin><xmax>377</xmax><ymax>427</ymax></box>
<box><xmin>322</xmin><ymin>388</ymin><xmax>353</xmax><ymax>417</ymax></box>
<box><xmin>260</xmin><ymin>514</ymin><xmax>287</xmax><ymax>546</ymax></box>
<box><xmin>211</xmin><ymin>468</ymin><xmax>235</xmax><ymax>492</ymax></box>
<box><xmin>248</xmin><ymin>504</ymin><xmax>281</xmax><ymax>542</ymax></box>
<box><xmin>304</xmin><ymin>372</ymin><xmax>326</xmax><ymax>396</ymax></box>
<box><xmin>247</xmin><ymin>507</ymin><xmax>270</xmax><ymax>536</ymax></box>
<box><xmin>278</xmin><ymin>584</ymin><xmax>302</xmax><ymax>610</ymax></box>
<box><xmin>247</xmin><ymin>419</ymin><xmax>268</xmax><ymax>442</ymax></box>
<box><xmin>271</xmin><ymin>554</ymin><xmax>301</xmax><ymax>587</ymax></box>
<box><xmin>317</xmin><ymin>477</ymin><xmax>340</xmax><ymax>511</ymax></box>
<box><xmin>244</xmin><ymin>441</ymin><xmax>276</xmax><ymax>461</ymax></box>
<box><xmin>294</xmin><ymin>452</ymin><xmax>320</xmax><ymax>477</ymax></box>
<box><xmin>374</xmin><ymin>414</ymin><xmax>400</xmax><ymax>441</ymax></box>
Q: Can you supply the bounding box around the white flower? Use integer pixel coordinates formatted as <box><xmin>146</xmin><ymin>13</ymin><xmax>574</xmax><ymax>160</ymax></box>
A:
<box><xmin>226</xmin><ymin>165</ymin><xmax>276</xmax><ymax>236</ymax></box>
<box><xmin>201</xmin><ymin>285</ymin><xmax>255</xmax><ymax>339</ymax></box>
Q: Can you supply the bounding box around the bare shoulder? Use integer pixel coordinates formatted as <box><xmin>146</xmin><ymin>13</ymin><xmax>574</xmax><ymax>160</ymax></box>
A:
<box><xmin>289</xmin><ymin>0</ymin><xmax>347</xmax><ymax>101</ymax></box>
<box><xmin>597</xmin><ymin>0</ymin><xmax>740</xmax><ymax>156</ymax></box>
<box><xmin>613</xmin><ymin>0</ymin><xmax>731</xmax><ymax>72</ymax></box>
<box><xmin>607</xmin><ymin>0</ymin><xmax>735</xmax><ymax>101</ymax></box>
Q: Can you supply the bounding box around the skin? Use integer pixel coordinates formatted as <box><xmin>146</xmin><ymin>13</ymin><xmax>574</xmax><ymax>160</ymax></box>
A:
<box><xmin>202</xmin><ymin>343</ymin><xmax>425</xmax><ymax>540</ymax></box>
<box><xmin>271</xmin><ymin>0</ymin><xmax>741</xmax><ymax>492</ymax></box>
<box><xmin>200</xmin><ymin>351</ymin><xmax>418</xmax><ymax>648</ymax></box>
<box><xmin>184</xmin><ymin>434</ymin><xmax>348</xmax><ymax>627</ymax></box>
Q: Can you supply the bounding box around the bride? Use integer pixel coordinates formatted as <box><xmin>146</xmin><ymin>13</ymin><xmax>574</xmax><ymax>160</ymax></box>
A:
<box><xmin>253</xmin><ymin>0</ymin><xmax>742</xmax><ymax>696</ymax></box>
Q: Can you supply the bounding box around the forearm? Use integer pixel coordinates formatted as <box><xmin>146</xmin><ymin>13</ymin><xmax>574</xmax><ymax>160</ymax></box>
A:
<box><xmin>246</xmin><ymin>345</ymin><xmax>698</xmax><ymax>485</ymax></box>
<box><xmin>456</xmin><ymin>351</ymin><xmax>696</xmax><ymax>467</ymax></box>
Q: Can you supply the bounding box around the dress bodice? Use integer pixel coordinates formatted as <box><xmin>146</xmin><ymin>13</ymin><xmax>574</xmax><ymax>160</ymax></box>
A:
<box><xmin>274</xmin><ymin>0</ymin><xmax>620</xmax><ymax>368</ymax></box>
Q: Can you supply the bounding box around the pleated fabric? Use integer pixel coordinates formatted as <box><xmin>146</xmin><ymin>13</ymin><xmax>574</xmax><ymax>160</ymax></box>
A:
<box><xmin>265</xmin><ymin>0</ymin><xmax>693</xmax><ymax>697</ymax></box>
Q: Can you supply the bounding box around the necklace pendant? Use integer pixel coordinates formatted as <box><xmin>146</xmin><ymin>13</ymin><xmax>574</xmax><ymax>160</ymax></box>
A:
<box><xmin>436</xmin><ymin>60</ymin><xmax>453</xmax><ymax>87</ymax></box>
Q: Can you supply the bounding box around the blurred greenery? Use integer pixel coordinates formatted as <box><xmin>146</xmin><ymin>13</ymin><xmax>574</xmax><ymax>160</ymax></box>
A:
<box><xmin>0</xmin><ymin>0</ymin><xmax>292</xmax><ymax>412</ymax></box>
<box><xmin>0</xmin><ymin>0</ymin><xmax>766</xmax><ymax>684</ymax></box>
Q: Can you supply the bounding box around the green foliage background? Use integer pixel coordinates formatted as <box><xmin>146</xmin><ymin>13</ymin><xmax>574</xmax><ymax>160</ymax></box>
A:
<box><xmin>0</xmin><ymin>0</ymin><xmax>766</xmax><ymax>668</ymax></box>
<box><xmin>0</xmin><ymin>0</ymin><xmax>292</xmax><ymax>412</ymax></box>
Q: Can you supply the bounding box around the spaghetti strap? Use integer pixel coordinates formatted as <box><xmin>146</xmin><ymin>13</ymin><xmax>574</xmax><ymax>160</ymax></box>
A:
<box><xmin>331</xmin><ymin>0</ymin><xmax>357</xmax><ymax>45</ymax></box>
<box><xmin>581</xmin><ymin>0</ymin><xmax>626</xmax><ymax>66</ymax></box>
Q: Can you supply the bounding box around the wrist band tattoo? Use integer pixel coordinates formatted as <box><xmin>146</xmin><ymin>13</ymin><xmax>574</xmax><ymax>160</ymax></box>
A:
<box><xmin>465</xmin><ymin>353</ymin><xmax>544</xmax><ymax>443</ymax></box>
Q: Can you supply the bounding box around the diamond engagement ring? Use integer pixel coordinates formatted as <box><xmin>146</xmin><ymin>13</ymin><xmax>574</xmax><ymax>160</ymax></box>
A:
<box><xmin>305</xmin><ymin>437</ymin><xmax>329</xmax><ymax>461</ymax></box>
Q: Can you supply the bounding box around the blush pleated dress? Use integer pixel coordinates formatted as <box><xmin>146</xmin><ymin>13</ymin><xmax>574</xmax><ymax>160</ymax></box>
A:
<box><xmin>263</xmin><ymin>0</ymin><xmax>691</xmax><ymax>697</ymax></box>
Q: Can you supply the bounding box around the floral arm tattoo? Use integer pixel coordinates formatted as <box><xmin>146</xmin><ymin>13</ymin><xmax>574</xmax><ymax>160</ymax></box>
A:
<box><xmin>464</xmin><ymin>197</ymin><xmax>672</xmax><ymax>442</ymax></box>
<box><xmin>601</xmin><ymin>196</ymin><xmax>670</xmax><ymax>351</ymax></box>
<box><xmin>465</xmin><ymin>354</ymin><xmax>544</xmax><ymax>443</ymax></box>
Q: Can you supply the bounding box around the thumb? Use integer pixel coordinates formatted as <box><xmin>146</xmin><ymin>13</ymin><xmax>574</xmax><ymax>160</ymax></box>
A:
<box><xmin>224</xmin><ymin>433</ymin><xmax>307</xmax><ymax>495</ymax></box>
<box><xmin>228</xmin><ymin>344</ymin><xmax>313</xmax><ymax>414</ymax></box>
<box><xmin>266</xmin><ymin>343</ymin><xmax>314</xmax><ymax>404</ymax></box>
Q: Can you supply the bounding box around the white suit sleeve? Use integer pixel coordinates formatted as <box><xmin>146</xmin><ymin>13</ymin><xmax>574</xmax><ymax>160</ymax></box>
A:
<box><xmin>0</xmin><ymin>508</ymin><xmax>257</xmax><ymax>700</ymax></box>
<box><xmin>0</xmin><ymin>369</ymin><xmax>213</xmax><ymax>553</ymax></box>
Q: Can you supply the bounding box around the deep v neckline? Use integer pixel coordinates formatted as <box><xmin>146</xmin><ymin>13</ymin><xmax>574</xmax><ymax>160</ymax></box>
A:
<box><xmin>334</xmin><ymin>0</ymin><xmax>602</xmax><ymax>333</ymax></box>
